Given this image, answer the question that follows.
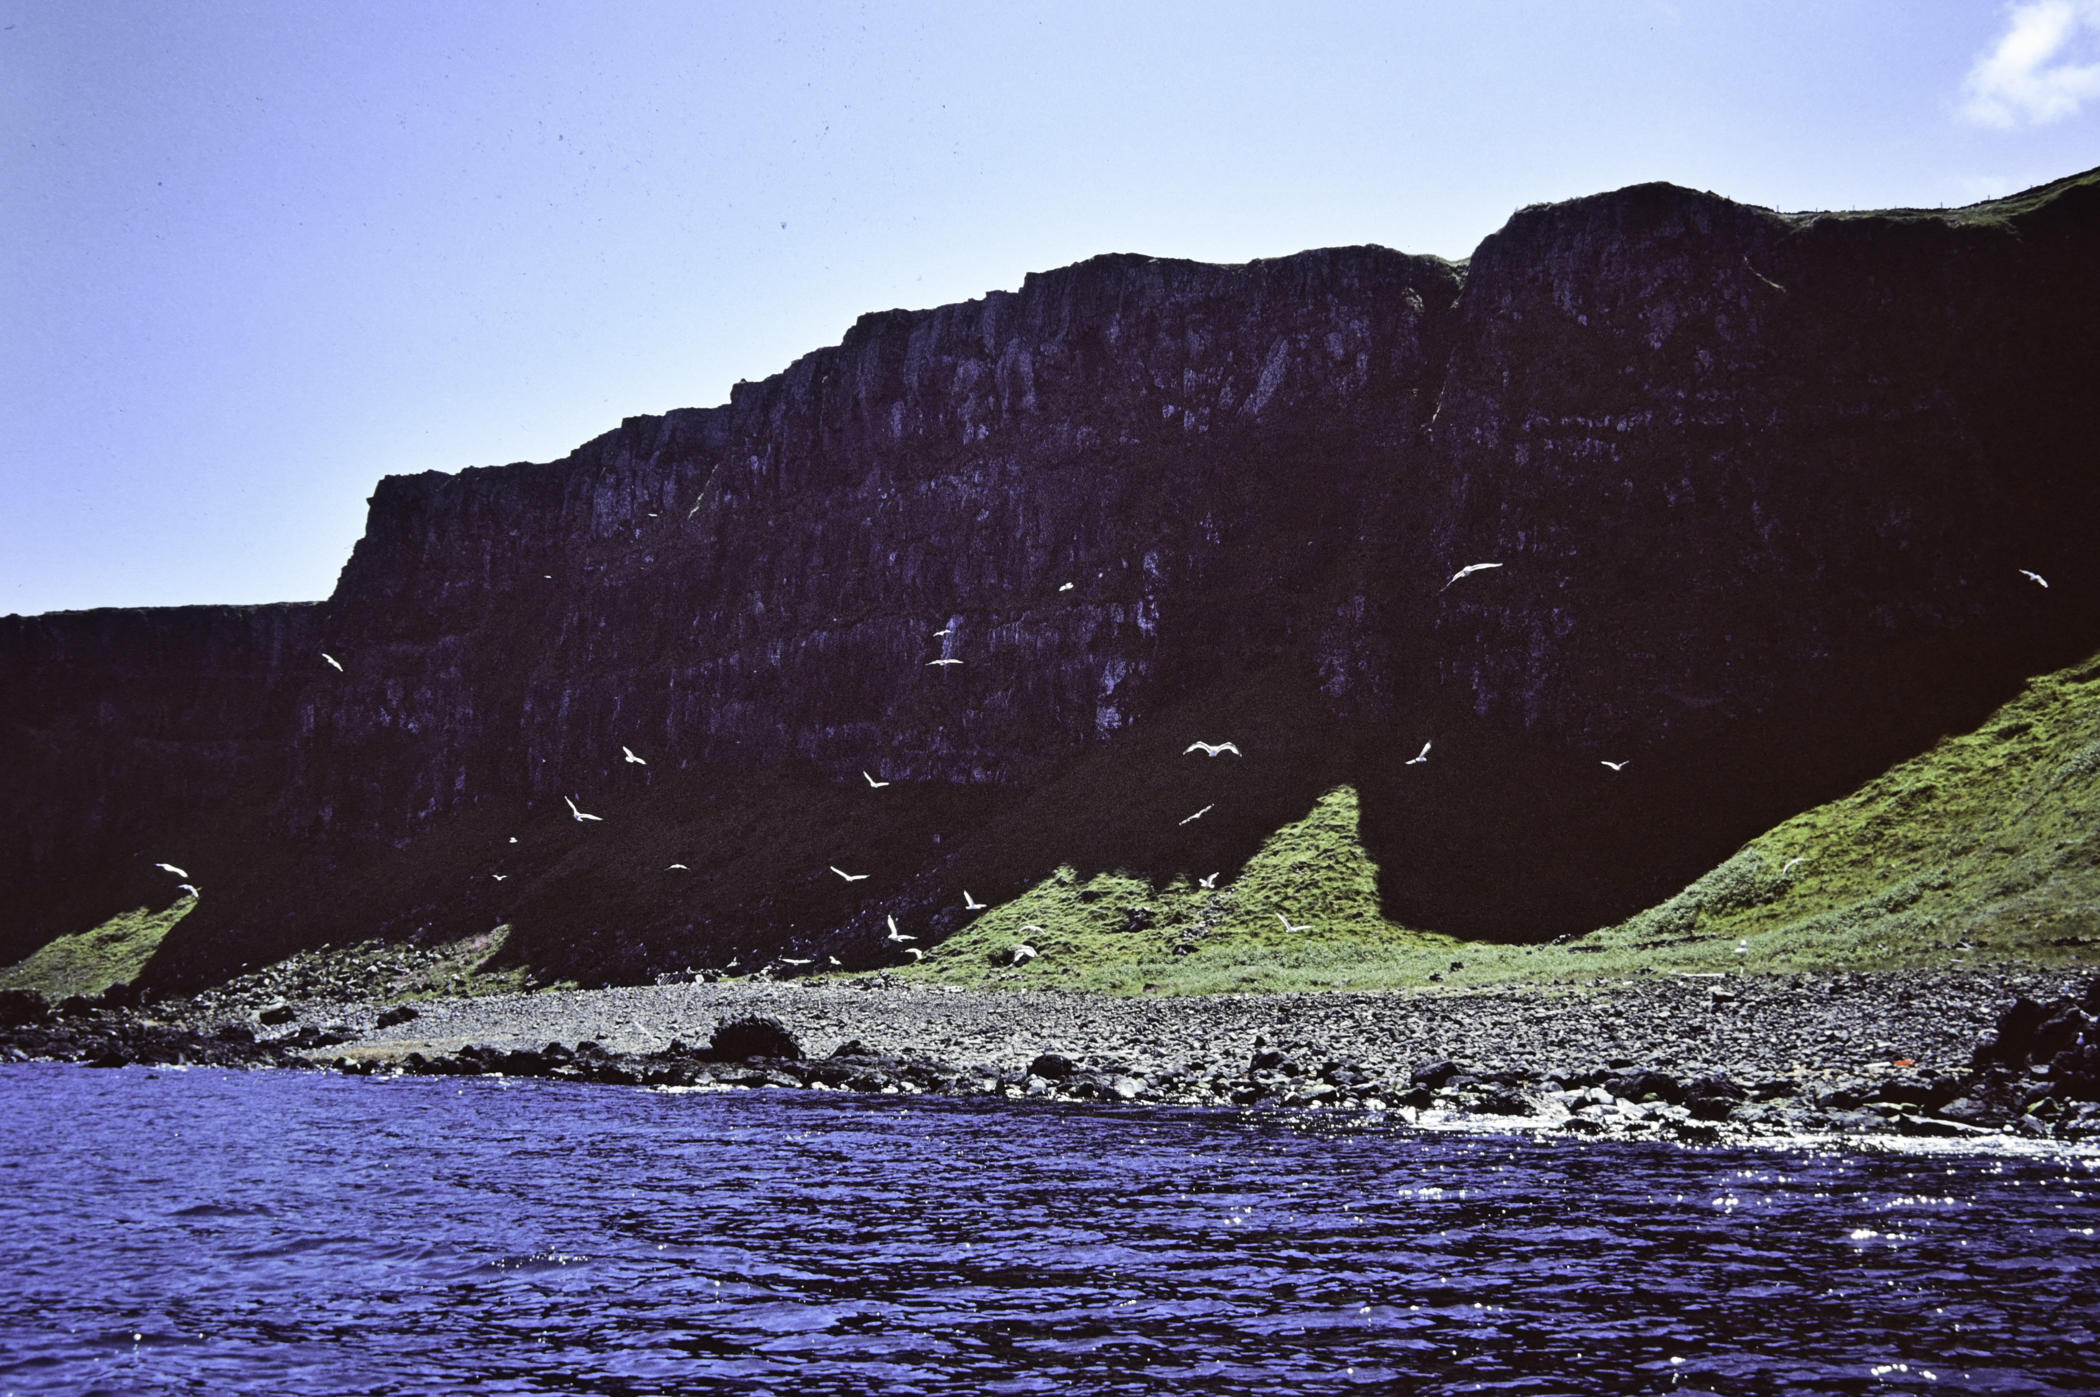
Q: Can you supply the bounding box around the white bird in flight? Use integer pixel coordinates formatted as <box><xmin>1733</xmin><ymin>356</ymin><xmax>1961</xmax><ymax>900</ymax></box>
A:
<box><xmin>1198</xmin><ymin>872</ymin><xmax>1219</xmax><ymax>889</ymax></box>
<box><xmin>666</xmin><ymin>864</ymin><xmax>689</xmax><ymax>871</ymax></box>
<box><xmin>1010</xmin><ymin>944</ymin><xmax>1038</xmax><ymax>965</ymax></box>
<box><xmin>831</xmin><ymin>865</ymin><xmax>869</xmax><ymax>882</ymax></box>
<box><xmin>2019</xmin><ymin>569</ymin><xmax>2049</xmax><ymax>588</ymax></box>
<box><xmin>903</xmin><ymin>947</ymin><xmax>925</xmax><ymax>961</ymax></box>
<box><xmin>885</xmin><ymin>915</ymin><xmax>914</xmax><ymax>943</ymax></box>
<box><xmin>322</xmin><ymin>653</ymin><xmax>343</xmax><ymax>672</ymax></box>
<box><xmin>508</xmin><ymin>837</ymin><xmax>517</xmax><ymax>844</ymax></box>
<box><xmin>1442</xmin><ymin>562</ymin><xmax>1503</xmax><ymax>591</ymax></box>
<box><xmin>155</xmin><ymin>862</ymin><xmax>188</xmax><ymax>878</ymax></box>
<box><xmin>1782</xmin><ymin>857</ymin><xmax>1806</xmax><ymax>875</ymax></box>
<box><xmin>1276</xmin><ymin>913</ymin><xmax>1313</xmax><ymax>934</ymax></box>
<box><xmin>863</xmin><ymin>770</ymin><xmax>890</xmax><ymax>788</ymax></box>
<box><xmin>1601</xmin><ymin>760</ymin><xmax>1629</xmax><ymax>771</ymax></box>
<box><xmin>927</xmin><ymin>658</ymin><xmax>963</xmax><ymax>667</ymax></box>
<box><xmin>622</xmin><ymin>746</ymin><xmax>646</xmax><ymax>765</ymax></box>
<box><xmin>492</xmin><ymin>874</ymin><xmax>507</xmax><ymax>881</ymax></box>
<box><xmin>1059</xmin><ymin>582</ymin><xmax>1075</xmax><ymax>592</ymax></box>
<box><xmin>1179</xmin><ymin>804</ymin><xmax>1214</xmax><ymax>826</ymax></box>
<box><xmin>177</xmin><ymin>884</ymin><xmax>200</xmax><ymax>898</ymax></box>
<box><xmin>1405</xmin><ymin>742</ymin><xmax>1431</xmax><ymax>765</ymax></box>
<box><xmin>564</xmin><ymin>796</ymin><xmax>603</xmax><ymax>823</ymax></box>
<box><xmin>933</xmin><ymin>626</ymin><xmax>955</xmax><ymax>637</ymax></box>
<box><xmin>963</xmin><ymin>891</ymin><xmax>987</xmax><ymax>910</ymax></box>
<box><xmin>781</xmin><ymin>957</ymin><xmax>812</xmax><ymax>967</ymax></box>
<box><xmin>1184</xmin><ymin>741</ymin><xmax>1242</xmax><ymax>757</ymax></box>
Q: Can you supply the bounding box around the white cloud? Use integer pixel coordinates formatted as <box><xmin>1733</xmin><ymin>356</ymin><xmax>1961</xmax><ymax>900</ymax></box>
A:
<box><xmin>1962</xmin><ymin>1</ymin><xmax>2100</xmax><ymax>127</ymax></box>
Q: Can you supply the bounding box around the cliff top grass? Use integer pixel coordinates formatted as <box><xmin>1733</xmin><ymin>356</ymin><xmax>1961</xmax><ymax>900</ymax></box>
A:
<box><xmin>0</xmin><ymin>898</ymin><xmax>194</xmax><ymax>1000</ymax></box>
<box><xmin>866</xmin><ymin>647</ymin><xmax>2100</xmax><ymax>995</ymax></box>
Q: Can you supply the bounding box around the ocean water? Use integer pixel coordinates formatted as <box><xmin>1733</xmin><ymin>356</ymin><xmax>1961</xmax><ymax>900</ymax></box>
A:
<box><xmin>1</xmin><ymin>1065</ymin><xmax>2096</xmax><ymax>1396</ymax></box>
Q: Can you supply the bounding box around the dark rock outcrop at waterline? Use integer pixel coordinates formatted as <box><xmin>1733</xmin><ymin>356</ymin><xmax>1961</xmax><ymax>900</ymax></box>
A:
<box><xmin>5</xmin><ymin>169</ymin><xmax>2099</xmax><ymax>984</ymax></box>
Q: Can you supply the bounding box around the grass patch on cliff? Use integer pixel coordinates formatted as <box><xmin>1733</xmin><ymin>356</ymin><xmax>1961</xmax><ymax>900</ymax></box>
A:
<box><xmin>890</xmin><ymin>786</ymin><xmax>1472</xmax><ymax>994</ymax></box>
<box><xmin>1554</xmin><ymin>647</ymin><xmax>2100</xmax><ymax>977</ymax></box>
<box><xmin>875</xmin><ymin>647</ymin><xmax>2100</xmax><ymax>994</ymax></box>
<box><xmin>0</xmin><ymin>897</ymin><xmax>195</xmax><ymax>999</ymax></box>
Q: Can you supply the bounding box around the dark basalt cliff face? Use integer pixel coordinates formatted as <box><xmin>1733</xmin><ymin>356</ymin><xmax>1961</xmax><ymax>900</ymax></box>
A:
<box><xmin>6</xmin><ymin>171</ymin><xmax>2098</xmax><ymax>985</ymax></box>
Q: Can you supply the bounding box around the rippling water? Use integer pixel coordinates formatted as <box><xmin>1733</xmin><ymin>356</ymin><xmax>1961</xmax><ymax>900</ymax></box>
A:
<box><xmin>2</xmin><ymin>1065</ymin><xmax>2097</xmax><ymax>1395</ymax></box>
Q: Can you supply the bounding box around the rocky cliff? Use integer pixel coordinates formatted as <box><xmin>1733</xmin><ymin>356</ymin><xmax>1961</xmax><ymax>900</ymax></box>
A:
<box><xmin>6</xmin><ymin>169</ymin><xmax>2097</xmax><ymax>986</ymax></box>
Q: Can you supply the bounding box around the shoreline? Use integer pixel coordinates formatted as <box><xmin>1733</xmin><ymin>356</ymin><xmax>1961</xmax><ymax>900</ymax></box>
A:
<box><xmin>7</xmin><ymin>965</ymin><xmax>2099</xmax><ymax>1149</ymax></box>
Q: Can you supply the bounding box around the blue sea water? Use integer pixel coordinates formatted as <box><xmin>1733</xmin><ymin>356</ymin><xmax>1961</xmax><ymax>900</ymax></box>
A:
<box><xmin>1</xmin><ymin>1065</ymin><xmax>2096</xmax><ymax>1396</ymax></box>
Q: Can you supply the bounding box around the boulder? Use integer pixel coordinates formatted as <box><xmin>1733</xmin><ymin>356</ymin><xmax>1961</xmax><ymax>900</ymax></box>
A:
<box><xmin>711</xmin><ymin>1016</ymin><xmax>801</xmax><ymax>1061</ymax></box>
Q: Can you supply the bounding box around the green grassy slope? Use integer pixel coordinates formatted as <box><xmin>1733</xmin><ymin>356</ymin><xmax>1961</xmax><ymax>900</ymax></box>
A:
<box><xmin>888</xmin><ymin>648</ymin><xmax>2100</xmax><ymax>993</ymax></box>
<box><xmin>0</xmin><ymin>898</ymin><xmax>195</xmax><ymax>999</ymax></box>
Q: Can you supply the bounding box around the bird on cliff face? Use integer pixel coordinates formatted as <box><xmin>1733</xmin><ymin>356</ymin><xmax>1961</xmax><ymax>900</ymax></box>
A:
<box><xmin>2020</xmin><ymin>569</ymin><xmax>2050</xmax><ymax>588</ymax></box>
<box><xmin>1184</xmin><ymin>741</ymin><xmax>1242</xmax><ymax>757</ymax></box>
<box><xmin>1601</xmin><ymin>760</ymin><xmax>1629</xmax><ymax>771</ymax></box>
<box><xmin>1441</xmin><ymin>562</ymin><xmax>1503</xmax><ymax>591</ymax></box>
<box><xmin>1405</xmin><ymin>742</ymin><xmax>1431</xmax><ymax>765</ymax></box>
<box><xmin>322</xmin><ymin>653</ymin><xmax>343</xmax><ymax>672</ymax></box>
<box><xmin>1010</xmin><ymin>944</ymin><xmax>1038</xmax><ymax>965</ymax></box>
<box><xmin>564</xmin><ymin>796</ymin><xmax>603</xmax><ymax>823</ymax></box>
<box><xmin>963</xmin><ymin>891</ymin><xmax>987</xmax><ymax>910</ymax></box>
<box><xmin>1179</xmin><ymin>804</ymin><xmax>1215</xmax><ymax>826</ymax></box>
<box><xmin>832</xmin><ymin>866</ymin><xmax>869</xmax><ymax>882</ymax></box>
<box><xmin>622</xmin><ymin>746</ymin><xmax>647</xmax><ymax>765</ymax></box>
<box><xmin>155</xmin><ymin>862</ymin><xmax>188</xmax><ymax>878</ymax></box>
<box><xmin>863</xmin><ymin>770</ymin><xmax>890</xmax><ymax>788</ymax></box>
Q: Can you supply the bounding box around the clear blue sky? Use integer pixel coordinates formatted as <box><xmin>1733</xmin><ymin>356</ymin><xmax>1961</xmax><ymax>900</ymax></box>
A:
<box><xmin>4</xmin><ymin>1</ymin><xmax>2097</xmax><ymax>616</ymax></box>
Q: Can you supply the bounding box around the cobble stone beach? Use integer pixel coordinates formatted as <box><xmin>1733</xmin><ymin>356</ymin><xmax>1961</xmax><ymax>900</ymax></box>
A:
<box><xmin>9</xmin><ymin>967</ymin><xmax>2099</xmax><ymax>1147</ymax></box>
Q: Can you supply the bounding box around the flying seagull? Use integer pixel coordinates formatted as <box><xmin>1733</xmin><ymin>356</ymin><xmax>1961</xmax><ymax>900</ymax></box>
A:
<box><xmin>1198</xmin><ymin>872</ymin><xmax>1219</xmax><ymax>889</ymax></box>
<box><xmin>933</xmin><ymin>626</ymin><xmax>955</xmax><ymax>637</ymax></box>
<box><xmin>2019</xmin><ymin>569</ymin><xmax>2049</xmax><ymax>588</ymax></box>
<box><xmin>963</xmin><ymin>891</ymin><xmax>987</xmax><ymax>910</ymax></box>
<box><xmin>177</xmin><ymin>883</ymin><xmax>200</xmax><ymax>898</ymax></box>
<box><xmin>903</xmin><ymin>947</ymin><xmax>925</xmax><ymax>961</ymax></box>
<box><xmin>1275</xmin><ymin>913</ymin><xmax>1313</xmax><ymax>934</ymax></box>
<box><xmin>154</xmin><ymin>862</ymin><xmax>188</xmax><ymax>878</ymax></box>
<box><xmin>927</xmin><ymin>658</ymin><xmax>963</xmax><ymax>667</ymax></box>
<box><xmin>1405</xmin><ymin>741</ymin><xmax>1431</xmax><ymax>765</ymax></box>
<box><xmin>1179</xmin><ymin>804</ymin><xmax>1215</xmax><ymax>826</ymax></box>
<box><xmin>564</xmin><ymin>796</ymin><xmax>603</xmax><ymax>823</ymax></box>
<box><xmin>622</xmin><ymin>746</ymin><xmax>647</xmax><ymax>765</ymax></box>
<box><xmin>509</xmin><ymin>837</ymin><xmax>517</xmax><ymax>844</ymax></box>
<box><xmin>1184</xmin><ymin>741</ymin><xmax>1242</xmax><ymax>757</ymax></box>
<box><xmin>831</xmin><ymin>865</ymin><xmax>870</xmax><ymax>882</ymax></box>
<box><xmin>885</xmin><ymin>915</ymin><xmax>914</xmax><ymax>943</ymax></box>
<box><xmin>1441</xmin><ymin>562</ymin><xmax>1503</xmax><ymax>591</ymax></box>
<box><xmin>781</xmin><ymin>957</ymin><xmax>813</xmax><ymax>967</ymax></box>
<box><xmin>1782</xmin><ymin>857</ymin><xmax>1806</xmax><ymax>875</ymax></box>
<box><xmin>1010</xmin><ymin>944</ymin><xmax>1038</xmax><ymax>965</ymax></box>
<box><xmin>1018</xmin><ymin>924</ymin><xmax>1046</xmax><ymax>934</ymax></box>
<box><xmin>666</xmin><ymin>864</ymin><xmax>689</xmax><ymax>870</ymax></box>
<box><xmin>863</xmin><ymin>770</ymin><xmax>890</xmax><ymax>788</ymax></box>
<box><xmin>322</xmin><ymin>653</ymin><xmax>343</xmax><ymax>672</ymax></box>
<box><xmin>1059</xmin><ymin>582</ymin><xmax>1075</xmax><ymax>592</ymax></box>
<box><xmin>1601</xmin><ymin>760</ymin><xmax>1629</xmax><ymax>772</ymax></box>
<box><xmin>829</xmin><ymin>955</ymin><xmax>841</xmax><ymax>967</ymax></box>
<box><xmin>492</xmin><ymin>874</ymin><xmax>507</xmax><ymax>881</ymax></box>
